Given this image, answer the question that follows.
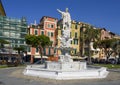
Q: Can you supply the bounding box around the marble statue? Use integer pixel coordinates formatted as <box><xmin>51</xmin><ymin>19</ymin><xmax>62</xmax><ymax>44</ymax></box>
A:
<box><xmin>57</xmin><ymin>8</ymin><xmax>71</xmax><ymax>30</ymax></box>
<box><xmin>57</xmin><ymin>8</ymin><xmax>73</xmax><ymax>62</ymax></box>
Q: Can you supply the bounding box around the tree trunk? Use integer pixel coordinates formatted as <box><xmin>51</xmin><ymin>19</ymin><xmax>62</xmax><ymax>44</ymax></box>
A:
<box><xmin>18</xmin><ymin>50</ymin><xmax>21</xmax><ymax>63</ymax></box>
<box><xmin>105</xmin><ymin>48</ymin><xmax>113</xmax><ymax>62</ymax></box>
<box><xmin>39</xmin><ymin>46</ymin><xmax>43</xmax><ymax>64</ymax></box>
<box><xmin>88</xmin><ymin>41</ymin><xmax>92</xmax><ymax>64</ymax></box>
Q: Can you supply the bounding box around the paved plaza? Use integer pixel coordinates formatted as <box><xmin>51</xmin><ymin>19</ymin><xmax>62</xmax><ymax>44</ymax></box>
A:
<box><xmin>0</xmin><ymin>67</ymin><xmax>120</xmax><ymax>85</ymax></box>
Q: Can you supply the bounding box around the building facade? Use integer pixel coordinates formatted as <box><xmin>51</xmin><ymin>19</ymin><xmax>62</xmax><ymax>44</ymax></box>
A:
<box><xmin>27</xmin><ymin>16</ymin><xmax>119</xmax><ymax>62</ymax></box>
<box><xmin>0</xmin><ymin>15</ymin><xmax>28</xmax><ymax>53</ymax></box>
<box><xmin>0</xmin><ymin>0</ymin><xmax>28</xmax><ymax>64</ymax></box>
<box><xmin>100</xmin><ymin>28</ymin><xmax>114</xmax><ymax>40</ymax></box>
<box><xmin>27</xmin><ymin>16</ymin><xmax>58</xmax><ymax>62</ymax></box>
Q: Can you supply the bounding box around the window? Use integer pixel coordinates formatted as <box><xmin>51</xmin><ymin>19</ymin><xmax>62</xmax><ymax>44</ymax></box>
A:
<box><xmin>41</xmin><ymin>31</ymin><xmax>44</xmax><ymax>35</ymax></box>
<box><xmin>48</xmin><ymin>24</ymin><xmax>51</xmax><ymax>28</ymax></box>
<box><xmin>70</xmin><ymin>32</ymin><xmax>71</xmax><ymax>38</ymax></box>
<box><xmin>27</xmin><ymin>47</ymin><xmax>31</xmax><ymax>52</ymax></box>
<box><xmin>75</xmin><ymin>32</ymin><xmax>77</xmax><ymax>38</ymax></box>
<box><xmin>3</xmin><ymin>31</ymin><xmax>9</xmax><ymax>37</ymax></box>
<box><xmin>10</xmin><ymin>32</ymin><xmax>15</xmax><ymax>38</ymax></box>
<box><xmin>48</xmin><ymin>48</ymin><xmax>51</xmax><ymax>55</ymax></box>
<box><xmin>51</xmin><ymin>32</ymin><xmax>54</xmax><ymax>37</ymax></box>
<box><xmin>36</xmin><ymin>48</ymin><xmax>39</xmax><ymax>52</ymax></box>
<box><xmin>48</xmin><ymin>24</ymin><xmax>54</xmax><ymax>28</ymax></box>
<box><xmin>74</xmin><ymin>49</ymin><xmax>77</xmax><ymax>54</ymax></box>
<box><xmin>51</xmin><ymin>25</ymin><xmax>54</xmax><ymax>28</ymax></box>
<box><xmin>74</xmin><ymin>39</ymin><xmax>78</xmax><ymax>45</ymax></box>
<box><xmin>0</xmin><ymin>31</ymin><xmax>3</xmax><ymax>36</ymax></box>
<box><xmin>48</xmin><ymin>32</ymin><xmax>50</xmax><ymax>36</ymax></box>
<box><xmin>20</xmin><ymin>40</ymin><xmax>24</xmax><ymax>44</ymax></box>
<box><xmin>71</xmin><ymin>40</ymin><xmax>72</xmax><ymax>44</ymax></box>
<box><xmin>21</xmin><ymin>34</ymin><xmax>26</xmax><ymax>38</ymax></box>
<box><xmin>16</xmin><ymin>33</ymin><xmax>20</xmax><ymax>38</ymax></box>
<box><xmin>54</xmin><ymin>49</ymin><xmax>56</xmax><ymax>53</ymax></box>
<box><xmin>34</xmin><ymin>30</ymin><xmax>38</xmax><ymax>35</ymax></box>
<box><xmin>75</xmin><ymin>24</ymin><xmax>78</xmax><ymax>29</ymax></box>
<box><xmin>43</xmin><ymin>48</ymin><xmax>46</xmax><ymax>55</ymax></box>
<box><xmin>21</xmin><ymin>28</ymin><xmax>26</xmax><ymax>32</ymax></box>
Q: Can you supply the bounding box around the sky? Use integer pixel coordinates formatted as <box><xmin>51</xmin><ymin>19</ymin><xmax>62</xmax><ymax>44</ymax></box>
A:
<box><xmin>2</xmin><ymin>0</ymin><xmax>120</xmax><ymax>34</ymax></box>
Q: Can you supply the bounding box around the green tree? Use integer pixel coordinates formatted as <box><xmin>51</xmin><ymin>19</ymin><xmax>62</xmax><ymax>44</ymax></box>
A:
<box><xmin>0</xmin><ymin>39</ymin><xmax>10</xmax><ymax>50</ymax></box>
<box><xmin>0</xmin><ymin>39</ymin><xmax>10</xmax><ymax>62</ymax></box>
<box><xmin>0</xmin><ymin>39</ymin><xmax>9</xmax><ymax>47</ymax></box>
<box><xmin>94</xmin><ymin>38</ymin><xmax>119</xmax><ymax>60</ymax></box>
<box><xmin>13</xmin><ymin>46</ymin><xmax>25</xmax><ymax>63</ymax></box>
<box><xmin>111</xmin><ymin>39</ymin><xmax>120</xmax><ymax>58</ymax></box>
<box><xmin>13</xmin><ymin>46</ymin><xmax>25</xmax><ymax>54</ymax></box>
<box><xmin>25</xmin><ymin>35</ymin><xmax>51</xmax><ymax>63</ymax></box>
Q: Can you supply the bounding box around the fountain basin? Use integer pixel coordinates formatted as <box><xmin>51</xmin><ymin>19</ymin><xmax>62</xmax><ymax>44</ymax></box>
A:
<box><xmin>23</xmin><ymin>62</ymin><xmax>109</xmax><ymax>80</ymax></box>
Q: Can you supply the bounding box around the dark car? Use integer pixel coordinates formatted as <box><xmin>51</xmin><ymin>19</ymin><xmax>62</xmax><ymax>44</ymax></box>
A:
<box><xmin>108</xmin><ymin>58</ymin><xmax>117</xmax><ymax>64</ymax></box>
<box><xmin>117</xmin><ymin>58</ymin><xmax>120</xmax><ymax>64</ymax></box>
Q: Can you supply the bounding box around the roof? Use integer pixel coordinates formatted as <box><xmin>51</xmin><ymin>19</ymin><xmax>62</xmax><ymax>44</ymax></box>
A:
<box><xmin>40</xmin><ymin>16</ymin><xmax>58</xmax><ymax>22</ymax></box>
<box><xmin>0</xmin><ymin>0</ymin><xmax>6</xmax><ymax>16</ymax></box>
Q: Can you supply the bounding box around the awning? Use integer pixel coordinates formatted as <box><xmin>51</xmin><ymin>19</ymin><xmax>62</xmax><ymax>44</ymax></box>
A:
<box><xmin>34</xmin><ymin>55</ymin><xmax>48</xmax><ymax>58</ymax></box>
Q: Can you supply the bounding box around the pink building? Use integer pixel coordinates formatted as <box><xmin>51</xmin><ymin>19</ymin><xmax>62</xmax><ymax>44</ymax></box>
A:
<box><xmin>27</xmin><ymin>16</ymin><xmax>58</xmax><ymax>63</ymax></box>
<box><xmin>99</xmin><ymin>28</ymin><xmax>115</xmax><ymax>60</ymax></box>
<box><xmin>100</xmin><ymin>28</ymin><xmax>112</xmax><ymax>40</ymax></box>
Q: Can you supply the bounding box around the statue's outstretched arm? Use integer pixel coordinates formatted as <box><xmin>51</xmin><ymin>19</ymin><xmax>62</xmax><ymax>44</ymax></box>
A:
<box><xmin>57</xmin><ymin>9</ymin><xmax>62</xmax><ymax>14</ymax></box>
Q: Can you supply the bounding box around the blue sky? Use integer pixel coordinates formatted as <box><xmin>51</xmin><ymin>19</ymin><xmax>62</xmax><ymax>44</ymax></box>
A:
<box><xmin>2</xmin><ymin>0</ymin><xmax>120</xmax><ymax>34</ymax></box>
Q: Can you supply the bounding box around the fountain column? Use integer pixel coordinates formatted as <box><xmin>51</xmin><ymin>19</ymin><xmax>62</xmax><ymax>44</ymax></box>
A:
<box><xmin>57</xmin><ymin>8</ymin><xmax>73</xmax><ymax>62</ymax></box>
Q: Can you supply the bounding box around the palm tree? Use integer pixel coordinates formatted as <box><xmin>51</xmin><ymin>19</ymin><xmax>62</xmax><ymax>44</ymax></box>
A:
<box><xmin>81</xmin><ymin>24</ymin><xmax>100</xmax><ymax>64</ymax></box>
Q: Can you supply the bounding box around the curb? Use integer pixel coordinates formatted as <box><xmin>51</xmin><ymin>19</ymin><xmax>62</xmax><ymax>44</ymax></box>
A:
<box><xmin>108</xmin><ymin>69</ymin><xmax>120</xmax><ymax>72</ymax></box>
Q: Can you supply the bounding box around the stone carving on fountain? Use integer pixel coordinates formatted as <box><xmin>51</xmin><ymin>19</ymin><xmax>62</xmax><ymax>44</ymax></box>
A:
<box><xmin>57</xmin><ymin>8</ymin><xmax>73</xmax><ymax>62</ymax></box>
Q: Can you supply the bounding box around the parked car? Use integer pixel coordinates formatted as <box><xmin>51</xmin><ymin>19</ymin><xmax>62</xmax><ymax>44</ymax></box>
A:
<box><xmin>7</xmin><ymin>57</ymin><xmax>21</xmax><ymax>67</ymax></box>
<box><xmin>107</xmin><ymin>58</ymin><xmax>117</xmax><ymax>64</ymax></box>
<box><xmin>117</xmin><ymin>58</ymin><xmax>120</xmax><ymax>64</ymax></box>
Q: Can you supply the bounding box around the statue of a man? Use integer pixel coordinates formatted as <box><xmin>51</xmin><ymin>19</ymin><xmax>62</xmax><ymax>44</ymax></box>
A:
<box><xmin>57</xmin><ymin>8</ymin><xmax>71</xmax><ymax>29</ymax></box>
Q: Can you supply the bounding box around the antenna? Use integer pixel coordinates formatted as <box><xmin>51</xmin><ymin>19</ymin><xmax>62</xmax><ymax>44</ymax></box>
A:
<box><xmin>34</xmin><ymin>20</ymin><xmax>37</xmax><ymax>25</ymax></box>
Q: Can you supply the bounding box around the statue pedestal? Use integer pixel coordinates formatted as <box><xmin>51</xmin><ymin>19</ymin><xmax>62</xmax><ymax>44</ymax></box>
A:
<box><xmin>45</xmin><ymin>61</ymin><xmax>86</xmax><ymax>71</ymax></box>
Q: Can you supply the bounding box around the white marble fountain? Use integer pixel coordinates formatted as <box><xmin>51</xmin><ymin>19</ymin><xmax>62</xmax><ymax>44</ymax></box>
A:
<box><xmin>23</xmin><ymin>8</ymin><xmax>109</xmax><ymax>80</ymax></box>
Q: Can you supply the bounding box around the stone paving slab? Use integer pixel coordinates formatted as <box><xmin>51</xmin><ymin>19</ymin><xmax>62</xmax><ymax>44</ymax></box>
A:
<box><xmin>0</xmin><ymin>67</ymin><xmax>120</xmax><ymax>85</ymax></box>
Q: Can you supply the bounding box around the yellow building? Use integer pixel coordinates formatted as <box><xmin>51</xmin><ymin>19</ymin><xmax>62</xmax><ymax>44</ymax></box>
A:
<box><xmin>57</xmin><ymin>20</ymin><xmax>81</xmax><ymax>58</ymax></box>
<box><xmin>0</xmin><ymin>0</ymin><xmax>6</xmax><ymax>16</ymax></box>
<box><xmin>70</xmin><ymin>21</ymin><xmax>81</xmax><ymax>56</ymax></box>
